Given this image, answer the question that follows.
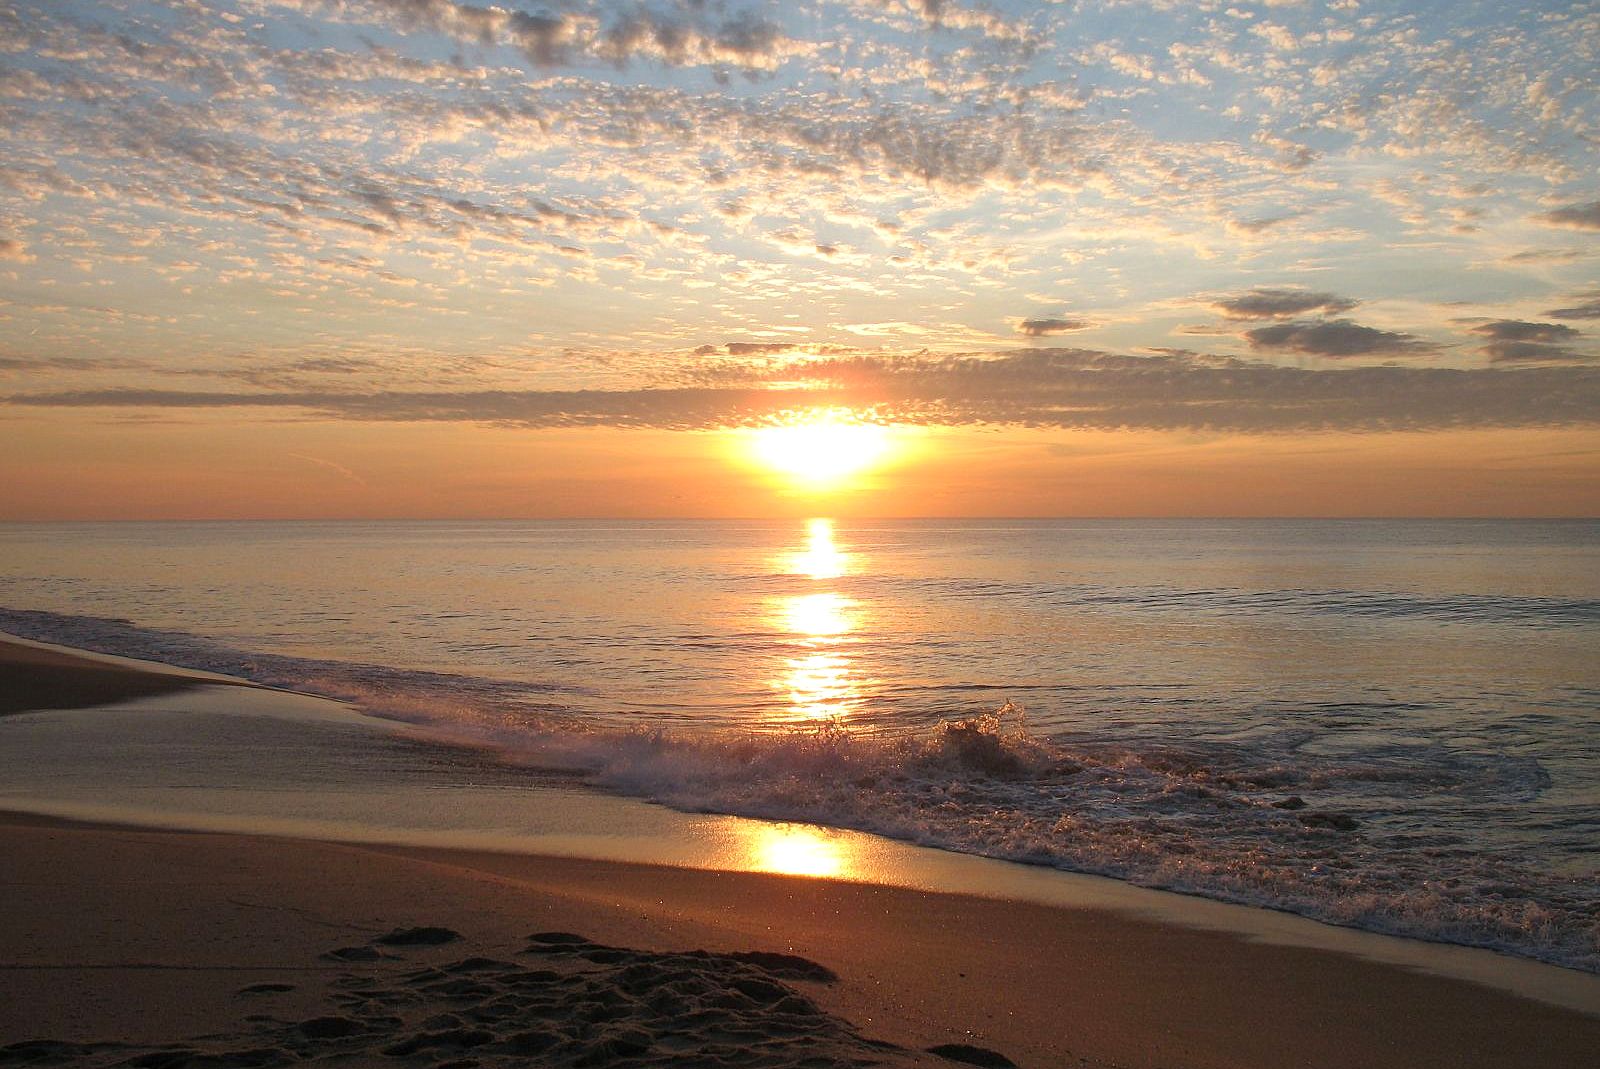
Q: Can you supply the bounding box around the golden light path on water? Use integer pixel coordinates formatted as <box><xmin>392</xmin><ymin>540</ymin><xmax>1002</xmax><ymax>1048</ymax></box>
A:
<box><xmin>772</xmin><ymin>518</ymin><xmax>867</xmax><ymax>726</ymax></box>
<box><xmin>790</xmin><ymin>516</ymin><xmax>848</xmax><ymax>580</ymax></box>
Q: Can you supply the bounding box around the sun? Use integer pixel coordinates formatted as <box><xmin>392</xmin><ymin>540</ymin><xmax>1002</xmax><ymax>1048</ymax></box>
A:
<box><xmin>748</xmin><ymin>411</ymin><xmax>896</xmax><ymax>489</ymax></box>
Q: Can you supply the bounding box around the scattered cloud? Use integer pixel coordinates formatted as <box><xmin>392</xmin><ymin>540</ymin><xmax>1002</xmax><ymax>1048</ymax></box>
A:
<box><xmin>3</xmin><ymin>0</ymin><xmax>1599</xmax><ymax>447</ymax></box>
<box><xmin>1503</xmin><ymin>248</ymin><xmax>1586</xmax><ymax>265</ymax></box>
<box><xmin>1017</xmin><ymin>317</ymin><xmax>1090</xmax><ymax>337</ymax></box>
<box><xmin>1468</xmin><ymin>320</ymin><xmax>1591</xmax><ymax>364</ymax></box>
<box><xmin>1212</xmin><ymin>289</ymin><xmax>1359</xmax><ymax>320</ymax></box>
<box><xmin>695</xmin><ymin>341</ymin><xmax>800</xmax><ymax>356</ymax></box>
<box><xmin>1244</xmin><ymin>319</ymin><xmax>1437</xmax><ymax>359</ymax></box>
<box><xmin>1468</xmin><ymin>321</ymin><xmax>1581</xmax><ymax>344</ymax></box>
<box><xmin>290</xmin><ymin>0</ymin><xmax>805</xmax><ymax>71</ymax></box>
<box><xmin>1226</xmin><ymin>215</ymin><xmax>1298</xmax><ymax>237</ymax></box>
<box><xmin>1547</xmin><ymin>291</ymin><xmax>1600</xmax><ymax>320</ymax></box>
<box><xmin>1536</xmin><ymin>200</ymin><xmax>1600</xmax><ymax>231</ymax></box>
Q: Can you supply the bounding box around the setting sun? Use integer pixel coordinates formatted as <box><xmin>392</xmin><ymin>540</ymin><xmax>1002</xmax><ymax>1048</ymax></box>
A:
<box><xmin>748</xmin><ymin>411</ymin><xmax>896</xmax><ymax>490</ymax></box>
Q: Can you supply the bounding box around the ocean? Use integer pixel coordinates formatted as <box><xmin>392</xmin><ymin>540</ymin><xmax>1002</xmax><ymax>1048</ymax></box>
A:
<box><xmin>1</xmin><ymin>518</ymin><xmax>1596</xmax><ymax>971</ymax></box>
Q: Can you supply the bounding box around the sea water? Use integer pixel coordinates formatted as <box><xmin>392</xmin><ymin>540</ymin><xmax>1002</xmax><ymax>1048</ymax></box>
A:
<box><xmin>0</xmin><ymin>519</ymin><xmax>1595</xmax><ymax>970</ymax></box>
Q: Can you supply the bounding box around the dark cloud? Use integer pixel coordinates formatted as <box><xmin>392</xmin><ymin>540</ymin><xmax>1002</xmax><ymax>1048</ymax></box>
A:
<box><xmin>8</xmin><ymin>350</ymin><xmax>1598</xmax><ymax>433</ymax></box>
<box><xmin>1504</xmin><ymin>248</ymin><xmax>1584</xmax><ymax>264</ymax></box>
<box><xmin>1472</xmin><ymin>316</ymin><xmax>1587</xmax><ymax>363</ymax></box>
<box><xmin>0</xmin><ymin>237</ymin><xmax>30</xmax><ymax>262</ymax></box>
<box><xmin>1244</xmin><ymin>319</ymin><xmax>1436</xmax><ymax>358</ymax></box>
<box><xmin>1227</xmin><ymin>215</ymin><xmax>1295</xmax><ymax>235</ymax></box>
<box><xmin>1478</xmin><ymin>341</ymin><xmax>1592</xmax><ymax>364</ymax></box>
<box><xmin>1468</xmin><ymin>322</ymin><xmax>1591</xmax><ymax>364</ymax></box>
<box><xmin>724</xmin><ymin>342</ymin><xmax>799</xmax><ymax>355</ymax></box>
<box><xmin>706</xmin><ymin>10</ymin><xmax>785</xmax><ymax>61</ymax></box>
<box><xmin>1536</xmin><ymin>200</ymin><xmax>1600</xmax><ymax>231</ymax></box>
<box><xmin>599</xmin><ymin>8</ymin><xmax>784</xmax><ymax>66</ymax></box>
<box><xmin>1468</xmin><ymin>320</ymin><xmax>1580</xmax><ymax>343</ymax></box>
<box><xmin>353</xmin><ymin>0</ymin><xmax>795</xmax><ymax>70</ymax></box>
<box><xmin>691</xmin><ymin>342</ymin><xmax>798</xmax><ymax>356</ymax></box>
<box><xmin>508</xmin><ymin>11</ymin><xmax>572</xmax><ymax>66</ymax></box>
<box><xmin>1547</xmin><ymin>291</ymin><xmax>1600</xmax><ymax>320</ymax></box>
<box><xmin>0</xmin><ymin>355</ymin><xmax>147</xmax><ymax>372</ymax></box>
<box><xmin>1212</xmin><ymin>289</ymin><xmax>1359</xmax><ymax>320</ymax></box>
<box><xmin>1017</xmin><ymin>317</ymin><xmax>1089</xmax><ymax>337</ymax></box>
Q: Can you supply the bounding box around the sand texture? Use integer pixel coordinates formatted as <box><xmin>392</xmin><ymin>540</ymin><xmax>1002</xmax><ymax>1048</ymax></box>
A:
<box><xmin>0</xmin><ymin>928</ymin><xmax>950</xmax><ymax>1068</ymax></box>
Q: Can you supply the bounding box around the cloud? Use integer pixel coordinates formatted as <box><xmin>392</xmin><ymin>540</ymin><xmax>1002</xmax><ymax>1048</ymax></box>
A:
<box><xmin>1547</xmin><ymin>291</ymin><xmax>1600</xmax><ymax>320</ymax></box>
<box><xmin>1468</xmin><ymin>320</ymin><xmax>1590</xmax><ymax>365</ymax></box>
<box><xmin>1226</xmin><ymin>215</ymin><xmax>1297</xmax><ymax>237</ymax></box>
<box><xmin>7</xmin><ymin>350</ymin><xmax>1598</xmax><ymax>434</ymax></box>
<box><xmin>1467</xmin><ymin>320</ymin><xmax>1580</xmax><ymax>344</ymax></box>
<box><xmin>697</xmin><ymin>341</ymin><xmax>799</xmax><ymax>356</ymax></box>
<box><xmin>1536</xmin><ymin>200</ymin><xmax>1600</xmax><ymax>231</ymax></box>
<box><xmin>5</xmin><ymin>0</ymin><xmax>1600</xmax><ymax>418</ymax></box>
<box><xmin>1212</xmin><ymin>289</ymin><xmax>1359</xmax><ymax>320</ymax></box>
<box><xmin>1504</xmin><ymin>248</ymin><xmax>1586</xmax><ymax>264</ymax></box>
<box><xmin>607</xmin><ymin>9</ymin><xmax>789</xmax><ymax>67</ymax></box>
<box><xmin>1477</xmin><ymin>341</ymin><xmax>1592</xmax><ymax>364</ymax></box>
<box><xmin>298</xmin><ymin>0</ymin><xmax>805</xmax><ymax>71</ymax></box>
<box><xmin>0</xmin><ymin>238</ymin><xmax>32</xmax><ymax>263</ymax></box>
<box><xmin>0</xmin><ymin>354</ymin><xmax>153</xmax><ymax>373</ymax></box>
<box><xmin>1244</xmin><ymin>319</ymin><xmax>1437</xmax><ymax>358</ymax></box>
<box><xmin>1017</xmin><ymin>317</ymin><xmax>1089</xmax><ymax>337</ymax></box>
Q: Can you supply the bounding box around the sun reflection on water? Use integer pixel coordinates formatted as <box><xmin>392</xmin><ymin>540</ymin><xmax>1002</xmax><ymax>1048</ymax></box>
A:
<box><xmin>783</xmin><ymin>650</ymin><xmax>854</xmax><ymax>721</ymax></box>
<box><xmin>789</xmin><ymin>517</ymin><xmax>848</xmax><ymax>579</ymax></box>
<box><xmin>748</xmin><ymin>824</ymin><xmax>849</xmax><ymax>878</ymax></box>
<box><xmin>770</xmin><ymin>519</ymin><xmax>869</xmax><ymax>725</ymax></box>
<box><xmin>781</xmin><ymin>591</ymin><xmax>855</xmax><ymax>637</ymax></box>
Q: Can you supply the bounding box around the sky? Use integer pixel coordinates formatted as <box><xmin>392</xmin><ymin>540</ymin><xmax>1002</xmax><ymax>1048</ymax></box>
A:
<box><xmin>1</xmin><ymin>0</ymin><xmax>1597</xmax><ymax>518</ymax></box>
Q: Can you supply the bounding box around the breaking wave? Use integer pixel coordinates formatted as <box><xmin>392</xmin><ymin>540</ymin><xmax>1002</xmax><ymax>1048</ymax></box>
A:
<box><xmin>3</xmin><ymin>607</ymin><xmax>1596</xmax><ymax>974</ymax></box>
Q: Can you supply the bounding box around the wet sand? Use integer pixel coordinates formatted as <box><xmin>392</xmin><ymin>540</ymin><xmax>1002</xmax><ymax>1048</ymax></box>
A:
<box><xmin>0</xmin><ymin>638</ymin><xmax>227</xmax><ymax>715</ymax></box>
<box><xmin>2</xmin><ymin>638</ymin><xmax>1597</xmax><ymax>1067</ymax></box>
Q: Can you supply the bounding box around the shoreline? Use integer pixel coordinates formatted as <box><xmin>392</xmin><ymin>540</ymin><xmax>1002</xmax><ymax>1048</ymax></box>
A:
<box><xmin>3</xmin><ymin>633</ymin><xmax>1599</xmax><ymax>1066</ymax></box>
<box><xmin>4</xmin><ymin>809</ymin><xmax>1598</xmax><ymax>1068</ymax></box>
<box><xmin>0</xmin><ymin>633</ymin><xmax>252</xmax><ymax>715</ymax></box>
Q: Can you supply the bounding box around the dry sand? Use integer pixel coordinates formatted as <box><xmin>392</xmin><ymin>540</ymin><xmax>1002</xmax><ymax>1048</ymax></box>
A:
<box><xmin>2</xmin><ymin>639</ymin><xmax>1597</xmax><ymax>1068</ymax></box>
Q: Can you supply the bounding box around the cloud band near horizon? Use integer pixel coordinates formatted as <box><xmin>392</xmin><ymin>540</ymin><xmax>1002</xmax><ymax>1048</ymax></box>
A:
<box><xmin>8</xmin><ymin>354</ymin><xmax>1598</xmax><ymax>433</ymax></box>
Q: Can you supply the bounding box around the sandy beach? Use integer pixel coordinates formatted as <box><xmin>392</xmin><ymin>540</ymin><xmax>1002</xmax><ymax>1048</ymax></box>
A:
<box><xmin>2</xmin><ymin>637</ymin><xmax>1598</xmax><ymax>1069</ymax></box>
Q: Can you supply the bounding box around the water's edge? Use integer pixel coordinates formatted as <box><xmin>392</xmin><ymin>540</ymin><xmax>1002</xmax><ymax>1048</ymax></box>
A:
<box><xmin>2</xmin><ymin>610</ymin><xmax>1596</xmax><ymax>980</ymax></box>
